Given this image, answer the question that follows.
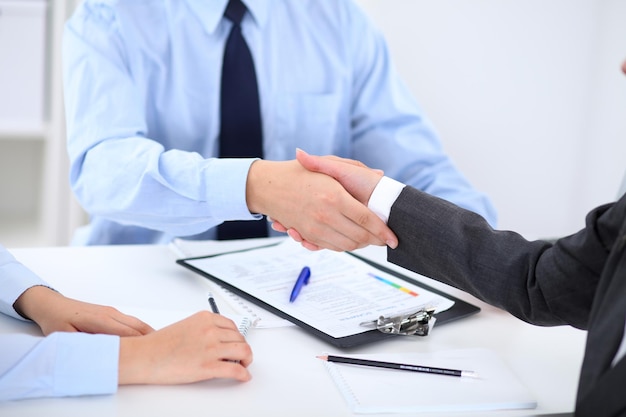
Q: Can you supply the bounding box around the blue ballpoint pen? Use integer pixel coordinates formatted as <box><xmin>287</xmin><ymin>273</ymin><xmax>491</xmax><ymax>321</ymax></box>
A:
<box><xmin>289</xmin><ymin>266</ymin><xmax>311</xmax><ymax>302</ymax></box>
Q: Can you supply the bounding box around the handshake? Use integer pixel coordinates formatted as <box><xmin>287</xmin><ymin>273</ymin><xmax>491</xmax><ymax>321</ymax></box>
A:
<box><xmin>246</xmin><ymin>148</ymin><xmax>399</xmax><ymax>252</ymax></box>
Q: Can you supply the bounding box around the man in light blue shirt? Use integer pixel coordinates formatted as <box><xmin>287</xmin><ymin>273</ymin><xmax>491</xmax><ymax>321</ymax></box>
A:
<box><xmin>63</xmin><ymin>0</ymin><xmax>496</xmax><ymax>248</ymax></box>
<box><xmin>0</xmin><ymin>245</ymin><xmax>253</xmax><ymax>401</ymax></box>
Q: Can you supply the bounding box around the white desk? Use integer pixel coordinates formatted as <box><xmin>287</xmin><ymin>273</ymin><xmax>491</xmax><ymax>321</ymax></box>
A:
<box><xmin>0</xmin><ymin>243</ymin><xmax>586</xmax><ymax>417</ymax></box>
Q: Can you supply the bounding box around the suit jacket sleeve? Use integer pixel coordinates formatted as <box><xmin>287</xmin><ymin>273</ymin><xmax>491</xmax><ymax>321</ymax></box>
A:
<box><xmin>387</xmin><ymin>187</ymin><xmax>624</xmax><ymax>329</ymax></box>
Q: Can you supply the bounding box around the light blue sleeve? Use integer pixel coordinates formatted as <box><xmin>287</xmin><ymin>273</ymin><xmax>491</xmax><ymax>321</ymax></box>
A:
<box><xmin>344</xmin><ymin>1</ymin><xmax>497</xmax><ymax>226</ymax></box>
<box><xmin>0</xmin><ymin>332</ymin><xmax>119</xmax><ymax>402</ymax></box>
<box><xmin>62</xmin><ymin>4</ymin><xmax>257</xmax><ymax>237</ymax></box>
<box><xmin>0</xmin><ymin>245</ymin><xmax>50</xmax><ymax>321</ymax></box>
<box><xmin>62</xmin><ymin>0</ymin><xmax>496</xmax><ymax>243</ymax></box>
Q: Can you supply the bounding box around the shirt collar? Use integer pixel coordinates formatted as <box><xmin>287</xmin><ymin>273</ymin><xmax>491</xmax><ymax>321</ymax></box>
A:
<box><xmin>185</xmin><ymin>0</ymin><xmax>270</xmax><ymax>35</ymax></box>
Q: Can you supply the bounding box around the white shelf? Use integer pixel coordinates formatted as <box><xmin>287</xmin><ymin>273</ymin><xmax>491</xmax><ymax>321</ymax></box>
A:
<box><xmin>0</xmin><ymin>1</ymin><xmax>47</xmax><ymax>132</ymax></box>
<box><xmin>0</xmin><ymin>123</ymin><xmax>49</xmax><ymax>139</ymax></box>
<box><xmin>0</xmin><ymin>0</ymin><xmax>84</xmax><ymax>247</ymax></box>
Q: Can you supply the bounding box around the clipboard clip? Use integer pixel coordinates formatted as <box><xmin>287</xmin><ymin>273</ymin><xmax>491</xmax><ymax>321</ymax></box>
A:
<box><xmin>359</xmin><ymin>307</ymin><xmax>436</xmax><ymax>336</ymax></box>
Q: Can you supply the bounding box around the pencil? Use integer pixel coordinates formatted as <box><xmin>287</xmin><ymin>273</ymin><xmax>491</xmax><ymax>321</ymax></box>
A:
<box><xmin>208</xmin><ymin>293</ymin><xmax>220</xmax><ymax>314</ymax></box>
<box><xmin>317</xmin><ymin>355</ymin><xmax>479</xmax><ymax>378</ymax></box>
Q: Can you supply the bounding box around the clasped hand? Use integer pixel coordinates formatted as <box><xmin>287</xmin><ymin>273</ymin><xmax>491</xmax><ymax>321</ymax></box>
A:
<box><xmin>253</xmin><ymin>149</ymin><xmax>397</xmax><ymax>252</ymax></box>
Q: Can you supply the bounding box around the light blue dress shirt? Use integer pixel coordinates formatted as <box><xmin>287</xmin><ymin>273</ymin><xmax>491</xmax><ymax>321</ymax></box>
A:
<box><xmin>63</xmin><ymin>0</ymin><xmax>497</xmax><ymax>245</ymax></box>
<box><xmin>0</xmin><ymin>246</ymin><xmax>118</xmax><ymax>401</ymax></box>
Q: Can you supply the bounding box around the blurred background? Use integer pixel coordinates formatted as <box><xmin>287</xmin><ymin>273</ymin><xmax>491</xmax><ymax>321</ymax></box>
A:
<box><xmin>1</xmin><ymin>0</ymin><xmax>625</xmax><ymax>248</ymax></box>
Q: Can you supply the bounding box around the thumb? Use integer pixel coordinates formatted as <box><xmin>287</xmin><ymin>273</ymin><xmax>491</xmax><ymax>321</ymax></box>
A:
<box><xmin>296</xmin><ymin>148</ymin><xmax>326</xmax><ymax>173</ymax></box>
<box><xmin>296</xmin><ymin>148</ymin><xmax>346</xmax><ymax>181</ymax></box>
<box><xmin>295</xmin><ymin>148</ymin><xmax>382</xmax><ymax>205</ymax></box>
<box><xmin>296</xmin><ymin>148</ymin><xmax>383</xmax><ymax>176</ymax></box>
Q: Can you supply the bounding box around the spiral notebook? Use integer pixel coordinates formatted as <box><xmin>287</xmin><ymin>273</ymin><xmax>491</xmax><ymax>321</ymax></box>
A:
<box><xmin>115</xmin><ymin>305</ymin><xmax>256</xmax><ymax>336</ymax></box>
<box><xmin>208</xmin><ymin>283</ymin><xmax>293</xmax><ymax>328</ymax></box>
<box><xmin>321</xmin><ymin>348</ymin><xmax>537</xmax><ymax>414</ymax></box>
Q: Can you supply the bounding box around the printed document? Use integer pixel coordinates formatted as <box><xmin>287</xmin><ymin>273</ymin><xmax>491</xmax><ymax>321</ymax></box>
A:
<box><xmin>183</xmin><ymin>239</ymin><xmax>454</xmax><ymax>338</ymax></box>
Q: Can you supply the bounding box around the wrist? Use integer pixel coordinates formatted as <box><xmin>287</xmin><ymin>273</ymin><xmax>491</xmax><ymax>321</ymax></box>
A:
<box><xmin>118</xmin><ymin>336</ymin><xmax>148</xmax><ymax>385</ymax></box>
<box><xmin>245</xmin><ymin>159</ymin><xmax>265</xmax><ymax>214</ymax></box>
<box><xmin>13</xmin><ymin>285</ymin><xmax>60</xmax><ymax>322</ymax></box>
<box><xmin>367</xmin><ymin>176</ymin><xmax>405</xmax><ymax>223</ymax></box>
<box><xmin>362</xmin><ymin>172</ymin><xmax>384</xmax><ymax>205</ymax></box>
<box><xmin>246</xmin><ymin>159</ymin><xmax>288</xmax><ymax>215</ymax></box>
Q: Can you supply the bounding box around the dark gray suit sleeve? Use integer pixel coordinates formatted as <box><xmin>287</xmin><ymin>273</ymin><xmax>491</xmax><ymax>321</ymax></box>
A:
<box><xmin>387</xmin><ymin>187</ymin><xmax>623</xmax><ymax>329</ymax></box>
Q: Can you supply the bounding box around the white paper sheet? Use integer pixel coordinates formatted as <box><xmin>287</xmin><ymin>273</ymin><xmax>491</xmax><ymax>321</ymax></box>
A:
<box><xmin>184</xmin><ymin>239</ymin><xmax>454</xmax><ymax>338</ymax></box>
<box><xmin>322</xmin><ymin>348</ymin><xmax>537</xmax><ymax>414</ymax></box>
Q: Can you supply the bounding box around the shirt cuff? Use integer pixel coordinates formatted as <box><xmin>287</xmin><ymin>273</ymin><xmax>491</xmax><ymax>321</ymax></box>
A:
<box><xmin>205</xmin><ymin>158</ymin><xmax>263</xmax><ymax>221</ymax></box>
<box><xmin>367</xmin><ymin>176</ymin><xmax>406</xmax><ymax>224</ymax></box>
<box><xmin>53</xmin><ymin>332</ymin><xmax>119</xmax><ymax>397</ymax></box>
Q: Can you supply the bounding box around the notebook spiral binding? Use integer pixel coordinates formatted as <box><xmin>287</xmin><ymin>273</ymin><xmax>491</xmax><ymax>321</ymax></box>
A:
<box><xmin>238</xmin><ymin>316</ymin><xmax>256</xmax><ymax>337</ymax></box>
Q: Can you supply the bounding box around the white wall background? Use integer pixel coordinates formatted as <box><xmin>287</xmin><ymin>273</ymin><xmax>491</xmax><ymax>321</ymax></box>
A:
<box><xmin>1</xmin><ymin>1</ymin><xmax>624</xmax><ymax>246</ymax></box>
<box><xmin>356</xmin><ymin>0</ymin><xmax>626</xmax><ymax>239</ymax></box>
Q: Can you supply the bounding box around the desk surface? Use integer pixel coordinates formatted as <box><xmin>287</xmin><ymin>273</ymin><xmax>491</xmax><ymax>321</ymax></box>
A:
<box><xmin>0</xmin><ymin>243</ymin><xmax>585</xmax><ymax>417</ymax></box>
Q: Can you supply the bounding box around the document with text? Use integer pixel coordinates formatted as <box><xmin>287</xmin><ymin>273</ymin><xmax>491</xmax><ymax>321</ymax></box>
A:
<box><xmin>180</xmin><ymin>239</ymin><xmax>454</xmax><ymax>339</ymax></box>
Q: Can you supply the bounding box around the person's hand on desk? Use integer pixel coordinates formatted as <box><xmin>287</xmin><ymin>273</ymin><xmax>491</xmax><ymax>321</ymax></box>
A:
<box><xmin>247</xmin><ymin>158</ymin><xmax>396</xmax><ymax>252</ymax></box>
<box><xmin>119</xmin><ymin>311</ymin><xmax>253</xmax><ymax>384</ymax></box>
<box><xmin>270</xmin><ymin>150</ymin><xmax>391</xmax><ymax>251</ymax></box>
<box><xmin>13</xmin><ymin>285</ymin><xmax>153</xmax><ymax>336</ymax></box>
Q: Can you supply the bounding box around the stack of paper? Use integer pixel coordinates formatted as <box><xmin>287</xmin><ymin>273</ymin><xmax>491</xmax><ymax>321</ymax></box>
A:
<box><xmin>321</xmin><ymin>348</ymin><xmax>537</xmax><ymax>414</ymax></box>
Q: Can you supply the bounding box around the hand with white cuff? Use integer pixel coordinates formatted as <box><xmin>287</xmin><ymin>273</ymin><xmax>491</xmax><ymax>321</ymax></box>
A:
<box><xmin>246</xmin><ymin>157</ymin><xmax>396</xmax><ymax>252</ymax></box>
<box><xmin>270</xmin><ymin>149</ymin><xmax>397</xmax><ymax>251</ymax></box>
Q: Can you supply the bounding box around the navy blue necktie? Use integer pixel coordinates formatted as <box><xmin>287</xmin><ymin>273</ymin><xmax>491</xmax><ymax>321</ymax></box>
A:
<box><xmin>217</xmin><ymin>0</ymin><xmax>267</xmax><ymax>240</ymax></box>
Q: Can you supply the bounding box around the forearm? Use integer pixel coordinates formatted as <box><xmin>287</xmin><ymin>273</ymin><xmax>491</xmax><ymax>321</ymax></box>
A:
<box><xmin>387</xmin><ymin>187</ymin><xmax>610</xmax><ymax>328</ymax></box>
<box><xmin>64</xmin><ymin>17</ymin><xmax>256</xmax><ymax>236</ymax></box>
<box><xmin>71</xmin><ymin>140</ymin><xmax>257</xmax><ymax>236</ymax></box>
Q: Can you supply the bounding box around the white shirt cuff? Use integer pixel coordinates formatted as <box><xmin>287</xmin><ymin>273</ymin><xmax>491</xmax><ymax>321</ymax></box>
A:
<box><xmin>367</xmin><ymin>176</ymin><xmax>406</xmax><ymax>224</ymax></box>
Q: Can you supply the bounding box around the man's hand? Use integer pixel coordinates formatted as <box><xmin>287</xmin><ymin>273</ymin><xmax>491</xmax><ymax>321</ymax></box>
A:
<box><xmin>14</xmin><ymin>286</ymin><xmax>153</xmax><ymax>336</ymax></box>
<box><xmin>271</xmin><ymin>150</ymin><xmax>396</xmax><ymax>251</ymax></box>
<box><xmin>295</xmin><ymin>149</ymin><xmax>384</xmax><ymax>205</ymax></box>
<box><xmin>119</xmin><ymin>311</ymin><xmax>253</xmax><ymax>384</ymax></box>
<box><xmin>245</xmin><ymin>157</ymin><xmax>396</xmax><ymax>252</ymax></box>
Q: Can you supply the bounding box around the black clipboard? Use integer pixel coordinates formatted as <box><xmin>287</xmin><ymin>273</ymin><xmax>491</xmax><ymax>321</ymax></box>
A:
<box><xmin>176</xmin><ymin>244</ymin><xmax>480</xmax><ymax>348</ymax></box>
